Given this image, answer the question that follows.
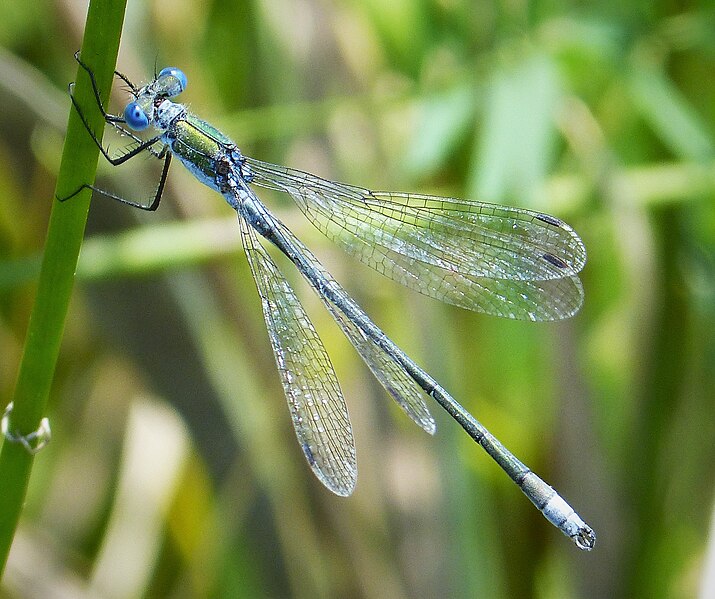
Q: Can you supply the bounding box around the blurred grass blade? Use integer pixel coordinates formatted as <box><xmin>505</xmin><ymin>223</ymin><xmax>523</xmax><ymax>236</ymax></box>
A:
<box><xmin>403</xmin><ymin>83</ymin><xmax>477</xmax><ymax>178</ymax></box>
<box><xmin>469</xmin><ymin>53</ymin><xmax>560</xmax><ymax>205</ymax></box>
<box><xmin>629</xmin><ymin>65</ymin><xmax>714</xmax><ymax>161</ymax></box>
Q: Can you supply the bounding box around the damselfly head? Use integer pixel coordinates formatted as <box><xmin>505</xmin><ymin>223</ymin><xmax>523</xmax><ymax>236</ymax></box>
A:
<box><xmin>156</xmin><ymin>67</ymin><xmax>187</xmax><ymax>97</ymax></box>
<box><xmin>122</xmin><ymin>68</ymin><xmax>187</xmax><ymax>131</ymax></box>
<box><xmin>123</xmin><ymin>98</ymin><xmax>151</xmax><ymax>131</ymax></box>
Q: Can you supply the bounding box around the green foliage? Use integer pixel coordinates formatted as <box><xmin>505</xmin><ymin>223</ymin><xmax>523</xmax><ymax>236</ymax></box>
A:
<box><xmin>0</xmin><ymin>1</ymin><xmax>713</xmax><ymax>597</ymax></box>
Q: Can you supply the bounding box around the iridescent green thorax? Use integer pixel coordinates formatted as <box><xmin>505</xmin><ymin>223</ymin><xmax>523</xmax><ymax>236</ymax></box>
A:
<box><xmin>167</xmin><ymin>113</ymin><xmax>235</xmax><ymax>192</ymax></box>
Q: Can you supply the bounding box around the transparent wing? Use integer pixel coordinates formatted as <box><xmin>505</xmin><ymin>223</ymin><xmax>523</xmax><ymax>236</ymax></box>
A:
<box><xmin>245</xmin><ymin>158</ymin><xmax>585</xmax><ymax>320</ymax></box>
<box><xmin>324</xmin><ymin>303</ymin><xmax>436</xmax><ymax>434</ymax></box>
<box><xmin>240</xmin><ymin>191</ymin><xmax>435</xmax><ymax>434</ymax></box>
<box><xmin>277</xmin><ymin>222</ymin><xmax>436</xmax><ymax>434</ymax></box>
<box><xmin>239</xmin><ymin>215</ymin><xmax>356</xmax><ymax>496</ymax></box>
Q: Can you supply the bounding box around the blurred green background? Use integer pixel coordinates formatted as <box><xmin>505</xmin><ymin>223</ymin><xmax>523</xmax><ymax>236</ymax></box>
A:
<box><xmin>1</xmin><ymin>0</ymin><xmax>714</xmax><ymax>597</ymax></box>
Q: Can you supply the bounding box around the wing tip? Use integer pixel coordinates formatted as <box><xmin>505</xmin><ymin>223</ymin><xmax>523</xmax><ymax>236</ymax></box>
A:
<box><xmin>317</xmin><ymin>466</ymin><xmax>357</xmax><ymax>497</ymax></box>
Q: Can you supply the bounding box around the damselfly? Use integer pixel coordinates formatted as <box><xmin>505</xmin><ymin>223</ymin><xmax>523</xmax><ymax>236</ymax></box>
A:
<box><xmin>65</xmin><ymin>52</ymin><xmax>595</xmax><ymax>550</ymax></box>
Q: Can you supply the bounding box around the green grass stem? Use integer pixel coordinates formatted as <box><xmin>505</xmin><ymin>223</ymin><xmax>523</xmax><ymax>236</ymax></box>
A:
<box><xmin>0</xmin><ymin>0</ymin><xmax>127</xmax><ymax>575</ymax></box>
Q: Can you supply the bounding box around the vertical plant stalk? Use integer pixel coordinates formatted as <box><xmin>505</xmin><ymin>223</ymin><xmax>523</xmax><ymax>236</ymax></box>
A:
<box><xmin>0</xmin><ymin>0</ymin><xmax>127</xmax><ymax>576</ymax></box>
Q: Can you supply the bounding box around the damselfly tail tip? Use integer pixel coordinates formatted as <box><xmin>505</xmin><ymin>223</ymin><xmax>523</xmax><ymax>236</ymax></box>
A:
<box><xmin>572</xmin><ymin>524</ymin><xmax>596</xmax><ymax>551</ymax></box>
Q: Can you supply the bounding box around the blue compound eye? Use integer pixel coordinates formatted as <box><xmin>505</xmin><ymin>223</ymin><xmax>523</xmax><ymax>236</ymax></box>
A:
<box><xmin>158</xmin><ymin>67</ymin><xmax>187</xmax><ymax>95</ymax></box>
<box><xmin>124</xmin><ymin>102</ymin><xmax>149</xmax><ymax>131</ymax></box>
